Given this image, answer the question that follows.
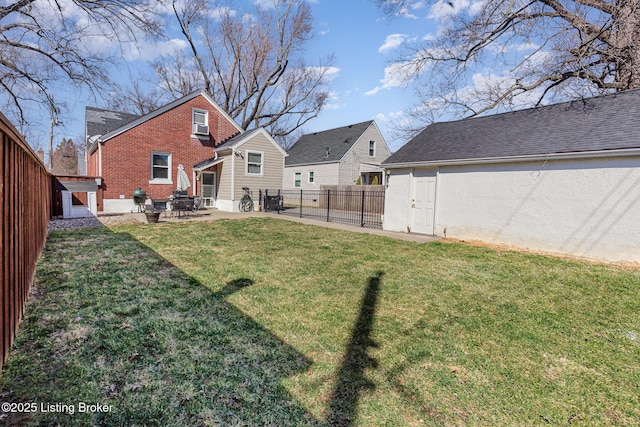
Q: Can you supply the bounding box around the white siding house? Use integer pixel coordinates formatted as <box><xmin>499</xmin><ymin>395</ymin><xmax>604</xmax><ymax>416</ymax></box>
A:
<box><xmin>382</xmin><ymin>90</ymin><xmax>640</xmax><ymax>263</ymax></box>
<box><xmin>284</xmin><ymin>121</ymin><xmax>391</xmax><ymax>189</ymax></box>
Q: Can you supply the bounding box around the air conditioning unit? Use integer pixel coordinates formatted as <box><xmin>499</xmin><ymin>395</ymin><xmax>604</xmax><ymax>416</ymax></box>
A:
<box><xmin>193</xmin><ymin>124</ymin><xmax>209</xmax><ymax>135</ymax></box>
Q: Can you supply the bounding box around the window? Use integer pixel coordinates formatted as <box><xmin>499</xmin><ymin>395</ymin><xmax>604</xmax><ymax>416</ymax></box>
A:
<box><xmin>294</xmin><ymin>172</ymin><xmax>301</xmax><ymax>188</ymax></box>
<box><xmin>192</xmin><ymin>109</ymin><xmax>209</xmax><ymax>135</ymax></box>
<box><xmin>150</xmin><ymin>152</ymin><xmax>171</xmax><ymax>183</ymax></box>
<box><xmin>246</xmin><ymin>150</ymin><xmax>263</xmax><ymax>175</ymax></box>
<box><xmin>308</xmin><ymin>171</ymin><xmax>315</xmax><ymax>184</ymax></box>
<box><xmin>192</xmin><ymin>109</ymin><xmax>208</xmax><ymax>126</ymax></box>
<box><xmin>369</xmin><ymin>140</ymin><xmax>376</xmax><ymax>157</ymax></box>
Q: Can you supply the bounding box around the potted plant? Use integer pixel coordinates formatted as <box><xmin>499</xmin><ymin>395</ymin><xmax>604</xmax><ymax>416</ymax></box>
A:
<box><xmin>145</xmin><ymin>210</ymin><xmax>161</xmax><ymax>223</ymax></box>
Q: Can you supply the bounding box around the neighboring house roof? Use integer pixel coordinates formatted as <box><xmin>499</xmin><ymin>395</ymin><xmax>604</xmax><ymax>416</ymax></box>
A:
<box><xmin>86</xmin><ymin>107</ymin><xmax>141</xmax><ymax>139</ymax></box>
<box><xmin>285</xmin><ymin>120</ymin><xmax>375</xmax><ymax>166</ymax></box>
<box><xmin>383</xmin><ymin>89</ymin><xmax>640</xmax><ymax>167</ymax></box>
<box><xmin>86</xmin><ymin>89</ymin><xmax>243</xmax><ymax>153</ymax></box>
<box><xmin>193</xmin><ymin>128</ymin><xmax>287</xmax><ymax>171</ymax></box>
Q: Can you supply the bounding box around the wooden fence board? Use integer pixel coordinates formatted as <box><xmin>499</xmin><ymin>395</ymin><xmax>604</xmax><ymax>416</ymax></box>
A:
<box><xmin>0</xmin><ymin>112</ymin><xmax>51</xmax><ymax>373</ymax></box>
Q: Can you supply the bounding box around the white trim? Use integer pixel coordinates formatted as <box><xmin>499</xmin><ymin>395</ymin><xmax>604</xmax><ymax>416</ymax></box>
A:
<box><xmin>294</xmin><ymin>171</ymin><xmax>302</xmax><ymax>188</ymax></box>
<box><xmin>98</xmin><ymin>142</ymin><xmax>103</xmax><ymax>176</ymax></box>
<box><xmin>217</xmin><ymin>128</ymin><xmax>288</xmax><ymax>157</ymax></box>
<box><xmin>193</xmin><ymin>157</ymin><xmax>225</xmax><ymax>171</ymax></box>
<box><xmin>192</xmin><ymin>108</ymin><xmax>208</xmax><ymax>126</ymax></box>
<box><xmin>245</xmin><ymin>150</ymin><xmax>264</xmax><ymax>176</ymax></box>
<box><xmin>383</xmin><ymin>148</ymin><xmax>640</xmax><ymax>169</ymax></box>
<box><xmin>286</xmin><ymin>160</ymin><xmax>339</xmax><ymax>167</ymax></box>
<box><xmin>150</xmin><ymin>151</ymin><xmax>173</xmax><ymax>184</ymax></box>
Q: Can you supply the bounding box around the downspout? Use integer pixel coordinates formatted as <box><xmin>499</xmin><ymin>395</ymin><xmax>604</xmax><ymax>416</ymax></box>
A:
<box><xmin>408</xmin><ymin>168</ymin><xmax>415</xmax><ymax>232</ymax></box>
<box><xmin>98</xmin><ymin>142</ymin><xmax>103</xmax><ymax>176</ymax></box>
<box><xmin>433</xmin><ymin>166</ymin><xmax>441</xmax><ymax>236</ymax></box>
<box><xmin>231</xmin><ymin>151</ymin><xmax>236</xmax><ymax>210</ymax></box>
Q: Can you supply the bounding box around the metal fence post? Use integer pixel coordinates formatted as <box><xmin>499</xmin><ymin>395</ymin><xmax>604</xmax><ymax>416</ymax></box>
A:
<box><xmin>299</xmin><ymin>189</ymin><xmax>303</xmax><ymax>218</ymax></box>
<box><xmin>277</xmin><ymin>189</ymin><xmax>281</xmax><ymax>213</ymax></box>
<box><xmin>326</xmin><ymin>189</ymin><xmax>331</xmax><ymax>222</ymax></box>
<box><xmin>360</xmin><ymin>190</ymin><xmax>366</xmax><ymax>227</ymax></box>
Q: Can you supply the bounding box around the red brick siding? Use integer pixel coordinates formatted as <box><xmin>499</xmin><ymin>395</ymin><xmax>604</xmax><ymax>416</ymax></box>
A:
<box><xmin>96</xmin><ymin>96</ymin><xmax>240</xmax><ymax>202</ymax></box>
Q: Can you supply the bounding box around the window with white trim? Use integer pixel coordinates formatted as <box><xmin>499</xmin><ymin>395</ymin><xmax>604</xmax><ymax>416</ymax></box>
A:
<box><xmin>150</xmin><ymin>152</ymin><xmax>172</xmax><ymax>183</ymax></box>
<box><xmin>246</xmin><ymin>150</ymin><xmax>263</xmax><ymax>175</ymax></box>
<box><xmin>308</xmin><ymin>171</ymin><xmax>315</xmax><ymax>184</ymax></box>
<box><xmin>193</xmin><ymin>109</ymin><xmax>208</xmax><ymax>126</ymax></box>
<box><xmin>294</xmin><ymin>172</ymin><xmax>301</xmax><ymax>188</ymax></box>
<box><xmin>368</xmin><ymin>140</ymin><xmax>376</xmax><ymax>157</ymax></box>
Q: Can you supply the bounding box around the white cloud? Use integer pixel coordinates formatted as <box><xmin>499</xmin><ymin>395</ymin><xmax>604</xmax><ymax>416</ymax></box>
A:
<box><xmin>323</xmin><ymin>91</ymin><xmax>344</xmax><ymax>110</ymax></box>
<box><xmin>121</xmin><ymin>38</ymin><xmax>188</xmax><ymax>61</ymax></box>
<box><xmin>253</xmin><ymin>0</ymin><xmax>276</xmax><ymax>9</ymax></box>
<box><xmin>468</xmin><ymin>0</ymin><xmax>486</xmax><ymax>15</ymax></box>
<box><xmin>209</xmin><ymin>7</ymin><xmax>237</xmax><ymax>21</ymax></box>
<box><xmin>429</xmin><ymin>0</ymin><xmax>470</xmax><ymax>19</ymax></box>
<box><xmin>366</xmin><ymin>61</ymin><xmax>417</xmax><ymax>95</ymax></box>
<box><xmin>302</xmin><ymin>66</ymin><xmax>341</xmax><ymax>82</ymax></box>
<box><xmin>379</xmin><ymin>34</ymin><xmax>407</xmax><ymax>53</ymax></box>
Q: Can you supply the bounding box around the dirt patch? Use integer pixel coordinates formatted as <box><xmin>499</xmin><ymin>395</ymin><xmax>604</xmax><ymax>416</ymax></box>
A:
<box><xmin>441</xmin><ymin>238</ymin><xmax>640</xmax><ymax>270</ymax></box>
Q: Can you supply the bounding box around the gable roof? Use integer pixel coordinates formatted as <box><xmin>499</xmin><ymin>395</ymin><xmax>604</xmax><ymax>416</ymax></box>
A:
<box><xmin>285</xmin><ymin>120</ymin><xmax>375</xmax><ymax>166</ymax></box>
<box><xmin>86</xmin><ymin>90</ymin><xmax>243</xmax><ymax>152</ymax></box>
<box><xmin>383</xmin><ymin>89</ymin><xmax>640</xmax><ymax>167</ymax></box>
<box><xmin>193</xmin><ymin>127</ymin><xmax>287</xmax><ymax>171</ymax></box>
<box><xmin>86</xmin><ymin>107</ymin><xmax>140</xmax><ymax>140</ymax></box>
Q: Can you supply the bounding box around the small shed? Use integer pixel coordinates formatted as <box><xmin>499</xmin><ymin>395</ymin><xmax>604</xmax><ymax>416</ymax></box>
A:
<box><xmin>52</xmin><ymin>175</ymin><xmax>103</xmax><ymax>218</ymax></box>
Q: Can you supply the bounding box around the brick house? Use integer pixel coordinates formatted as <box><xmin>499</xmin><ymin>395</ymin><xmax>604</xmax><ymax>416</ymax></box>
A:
<box><xmin>86</xmin><ymin>90</ymin><xmax>287</xmax><ymax>212</ymax></box>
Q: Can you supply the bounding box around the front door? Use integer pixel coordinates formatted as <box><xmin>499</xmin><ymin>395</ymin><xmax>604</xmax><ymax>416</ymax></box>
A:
<box><xmin>411</xmin><ymin>169</ymin><xmax>436</xmax><ymax>235</ymax></box>
<box><xmin>201</xmin><ymin>172</ymin><xmax>216</xmax><ymax>207</ymax></box>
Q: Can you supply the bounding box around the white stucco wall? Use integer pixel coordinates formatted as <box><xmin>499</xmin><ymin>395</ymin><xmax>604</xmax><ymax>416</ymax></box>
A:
<box><xmin>384</xmin><ymin>155</ymin><xmax>640</xmax><ymax>263</ymax></box>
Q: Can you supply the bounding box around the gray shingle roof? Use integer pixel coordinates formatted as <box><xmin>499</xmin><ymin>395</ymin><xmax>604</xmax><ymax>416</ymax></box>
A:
<box><xmin>285</xmin><ymin>120</ymin><xmax>374</xmax><ymax>166</ymax></box>
<box><xmin>383</xmin><ymin>89</ymin><xmax>640</xmax><ymax>166</ymax></box>
<box><xmin>85</xmin><ymin>107</ymin><xmax>140</xmax><ymax>138</ymax></box>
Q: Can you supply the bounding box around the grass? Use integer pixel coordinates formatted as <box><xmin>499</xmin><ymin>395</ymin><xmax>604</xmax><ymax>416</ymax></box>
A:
<box><xmin>1</xmin><ymin>217</ymin><xmax>639</xmax><ymax>426</ymax></box>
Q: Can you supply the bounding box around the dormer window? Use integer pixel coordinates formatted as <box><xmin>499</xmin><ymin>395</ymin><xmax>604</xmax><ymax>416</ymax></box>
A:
<box><xmin>192</xmin><ymin>109</ymin><xmax>209</xmax><ymax>136</ymax></box>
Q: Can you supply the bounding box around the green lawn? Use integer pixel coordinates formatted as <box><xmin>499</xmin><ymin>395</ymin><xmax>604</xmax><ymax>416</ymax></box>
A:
<box><xmin>1</xmin><ymin>217</ymin><xmax>639</xmax><ymax>426</ymax></box>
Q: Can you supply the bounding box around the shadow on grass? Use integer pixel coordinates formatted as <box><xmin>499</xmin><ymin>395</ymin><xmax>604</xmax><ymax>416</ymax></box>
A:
<box><xmin>327</xmin><ymin>271</ymin><xmax>383</xmax><ymax>426</ymax></box>
<box><xmin>0</xmin><ymin>226</ymin><xmax>322</xmax><ymax>426</ymax></box>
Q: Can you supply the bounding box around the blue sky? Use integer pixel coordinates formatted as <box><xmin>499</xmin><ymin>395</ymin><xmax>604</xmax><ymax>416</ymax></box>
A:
<box><xmin>37</xmin><ymin>0</ymin><xmax>445</xmax><ymax>154</ymax></box>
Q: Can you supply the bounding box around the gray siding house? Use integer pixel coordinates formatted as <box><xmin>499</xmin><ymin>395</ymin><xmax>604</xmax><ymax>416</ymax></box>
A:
<box><xmin>284</xmin><ymin>120</ymin><xmax>391</xmax><ymax>189</ymax></box>
<box><xmin>382</xmin><ymin>89</ymin><xmax>640</xmax><ymax>263</ymax></box>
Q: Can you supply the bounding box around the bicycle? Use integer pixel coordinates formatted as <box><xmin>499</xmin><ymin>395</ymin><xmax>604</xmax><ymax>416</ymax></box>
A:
<box><xmin>239</xmin><ymin>187</ymin><xmax>254</xmax><ymax>212</ymax></box>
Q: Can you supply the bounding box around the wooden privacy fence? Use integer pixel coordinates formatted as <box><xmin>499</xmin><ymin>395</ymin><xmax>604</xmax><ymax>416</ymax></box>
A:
<box><xmin>0</xmin><ymin>112</ymin><xmax>51</xmax><ymax>372</ymax></box>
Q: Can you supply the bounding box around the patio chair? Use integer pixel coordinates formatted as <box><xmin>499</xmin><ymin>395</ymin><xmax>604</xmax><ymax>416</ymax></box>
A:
<box><xmin>191</xmin><ymin>196</ymin><xmax>201</xmax><ymax>212</ymax></box>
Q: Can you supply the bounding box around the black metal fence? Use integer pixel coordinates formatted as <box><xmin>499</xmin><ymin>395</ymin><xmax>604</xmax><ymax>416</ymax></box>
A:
<box><xmin>260</xmin><ymin>188</ymin><xmax>385</xmax><ymax>229</ymax></box>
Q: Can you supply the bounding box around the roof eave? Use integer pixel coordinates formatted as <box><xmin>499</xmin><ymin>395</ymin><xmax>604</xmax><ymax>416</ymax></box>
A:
<box><xmin>285</xmin><ymin>159</ymin><xmax>340</xmax><ymax>167</ymax></box>
<box><xmin>382</xmin><ymin>147</ymin><xmax>640</xmax><ymax>169</ymax></box>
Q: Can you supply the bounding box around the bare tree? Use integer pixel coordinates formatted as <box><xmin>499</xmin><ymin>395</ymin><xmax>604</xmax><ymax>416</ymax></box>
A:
<box><xmin>51</xmin><ymin>138</ymin><xmax>80</xmax><ymax>175</ymax></box>
<box><xmin>0</xmin><ymin>0</ymin><xmax>161</xmax><ymax>129</ymax></box>
<box><xmin>152</xmin><ymin>0</ymin><xmax>333</xmax><ymax>142</ymax></box>
<box><xmin>106</xmin><ymin>80</ymin><xmax>164</xmax><ymax>115</ymax></box>
<box><xmin>376</xmin><ymin>0</ymin><xmax>640</xmax><ymax>131</ymax></box>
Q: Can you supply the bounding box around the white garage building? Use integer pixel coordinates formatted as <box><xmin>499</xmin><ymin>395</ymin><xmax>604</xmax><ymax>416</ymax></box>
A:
<box><xmin>382</xmin><ymin>90</ymin><xmax>640</xmax><ymax>263</ymax></box>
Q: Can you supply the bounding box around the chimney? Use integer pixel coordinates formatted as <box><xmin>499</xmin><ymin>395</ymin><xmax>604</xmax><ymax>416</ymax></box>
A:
<box><xmin>37</xmin><ymin>149</ymin><xmax>45</xmax><ymax>163</ymax></box>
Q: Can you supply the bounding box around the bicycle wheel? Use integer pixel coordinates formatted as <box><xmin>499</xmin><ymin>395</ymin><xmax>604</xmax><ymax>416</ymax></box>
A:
<box><xmin>239</xmin><ymin>196</ymin><xmax>253</xmax><ymax>212</ymax></box>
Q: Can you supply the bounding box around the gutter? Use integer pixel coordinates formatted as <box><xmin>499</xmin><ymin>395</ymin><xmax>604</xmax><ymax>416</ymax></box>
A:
<box><xmin>382</xmin><ymin>148</ymin><xmax>640</xmax><ymax>169</ymax></box>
